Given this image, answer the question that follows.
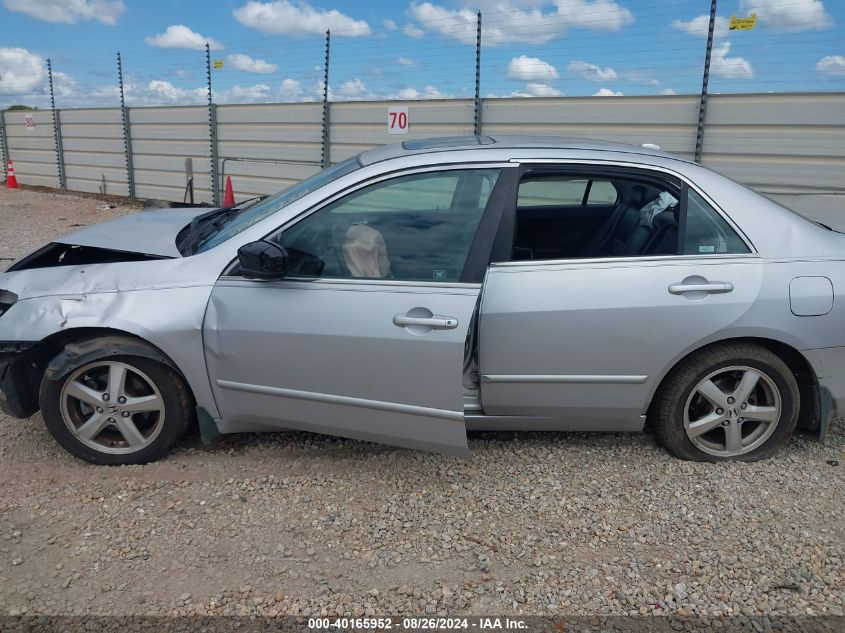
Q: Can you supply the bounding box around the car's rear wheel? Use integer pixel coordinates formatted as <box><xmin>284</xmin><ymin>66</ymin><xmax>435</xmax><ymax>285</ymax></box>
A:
<box><xmin>652</xmin><ymin>343</ymin><xmax>799</xmax><ymax>461</ymax></box>
<box><xmin>40</xmin><ymin>353</ymin><xmax>193</xmax><ymax>465</ymax></box>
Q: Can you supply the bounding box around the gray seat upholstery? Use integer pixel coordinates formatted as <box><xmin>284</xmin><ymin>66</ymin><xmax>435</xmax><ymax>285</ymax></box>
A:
<box><xmin>643</xmin><ymin>207</ymin><xmax>679</xmax><ymax>255</ymax></box>
<box><xmin>580</xmin><ymin>185</ymin><xmax>647</xmax><ymax>257</ymax></box>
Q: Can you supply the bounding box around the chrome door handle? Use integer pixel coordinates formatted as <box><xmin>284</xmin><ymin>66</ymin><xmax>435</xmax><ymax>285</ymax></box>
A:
<box><xmin>393</xmin><ymin>314</ymin><xmax>458</xmax><ymax>329</ymax></box>
<box><xmin>668</xmin><ymin>281</ymin><xmax>734</xmax><ymax>294</ymax></box>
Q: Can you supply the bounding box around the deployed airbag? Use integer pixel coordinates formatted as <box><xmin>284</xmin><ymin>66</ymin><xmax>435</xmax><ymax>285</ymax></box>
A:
<box><xmin>342</xmin><ymin>224</ymin><xmax>390</xmax><ymax>278</ymax></box>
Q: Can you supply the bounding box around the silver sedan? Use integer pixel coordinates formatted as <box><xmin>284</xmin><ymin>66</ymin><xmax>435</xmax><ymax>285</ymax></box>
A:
<box><xmin>0</xmin><ymin>136</ymin><xmax>842</xmax><ymax>464</ymax></box>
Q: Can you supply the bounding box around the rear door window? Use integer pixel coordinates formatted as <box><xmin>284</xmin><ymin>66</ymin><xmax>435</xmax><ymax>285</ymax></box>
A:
<box><xmin>518</xmin><ymin>179</ymin><xmax>589</xmax><ymax>206</ymax></box>
<box><xmin>683</xmin><ymin>189</ymin><xmax>750</xmax><ymax>255</ymax></box>
<box><xmin>587</xmin><ymin>180</ymin><xmax>618</xmax><ymax>205</ymax></box>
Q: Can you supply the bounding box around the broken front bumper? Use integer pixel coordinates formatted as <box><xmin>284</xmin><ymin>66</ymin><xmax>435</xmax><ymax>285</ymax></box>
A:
<box><xmin>0</xmin><ymin>342</ymin><xmax>39</xmax><ymax>419</ymax></box>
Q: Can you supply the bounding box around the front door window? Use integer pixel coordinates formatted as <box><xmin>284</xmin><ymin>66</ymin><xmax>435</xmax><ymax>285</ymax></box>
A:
<box><xmin>273</xmin><ymin>169</ymin><xmax>501</xmax><ymax>282</ymax></box>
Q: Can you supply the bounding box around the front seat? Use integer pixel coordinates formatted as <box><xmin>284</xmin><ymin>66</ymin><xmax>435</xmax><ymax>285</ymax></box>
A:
<box><xmin>342</xmin><ymin>224</ymin><xmax>391</xmax><ymax>278</ymax></box>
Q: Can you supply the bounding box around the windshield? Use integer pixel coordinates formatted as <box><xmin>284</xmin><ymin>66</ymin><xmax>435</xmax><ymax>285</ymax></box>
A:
<box><xmin>194</xmin><ymin>158</ymin><xmax>361</xmax><ymax>253</ymax></box>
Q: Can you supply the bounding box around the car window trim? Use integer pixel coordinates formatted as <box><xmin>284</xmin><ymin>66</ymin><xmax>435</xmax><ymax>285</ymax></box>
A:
<box><xmin>510</xmin><ymin>158</ymin><xmax>757</xmax><ymax>255</ymax></box>
<box><xmin>677</xmin><ymin>182</ymin><xmax>689</xmax><ymax>256</ymax></box>
<box><xmin>224</xmin><ymin>162</ymin><xmax>515</xmax><ymax>283</ymax></box>
<box><xmin>216</xmin><ymin>275</ymin><xmax>482</xmax><ymax>291</ymax></box>
<box><xmin>461</xmin><ymin>167</ymin><xmax>519</xmax><ymax>283</ymax></box>
<box><xmin>489</xmin><ymin>252</ymin><xmax>761</xmax><ymax>271</ymax></box>
<box><xmin>581</xmin><ymin>179</ymin><xmax>593</xmax><ymax>206</ymax></box>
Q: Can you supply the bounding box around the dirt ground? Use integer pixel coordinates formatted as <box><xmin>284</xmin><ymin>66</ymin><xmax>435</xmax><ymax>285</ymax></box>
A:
<box><xmin>0</xmin><ymin>187</ymin><xmax>843</xmax><ymax>621</ymax></box>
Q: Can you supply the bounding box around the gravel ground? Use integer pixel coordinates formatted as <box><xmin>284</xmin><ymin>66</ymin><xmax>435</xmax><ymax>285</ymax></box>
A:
<box><xmin>0</xmin><ymin>187</ymin><xmax>843</xmax><ymax>621</ymax></box>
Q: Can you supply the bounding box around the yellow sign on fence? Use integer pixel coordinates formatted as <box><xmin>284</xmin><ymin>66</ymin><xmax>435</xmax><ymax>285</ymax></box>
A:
<box><xmin>729</xmin><ymin>13</ymin><xmax>757</xmax><ymax>30</ymax></box>
<box><xmin>213</xmin><ymin>60</ymin><xmax>224</xmax><ymax>69</ymax></box>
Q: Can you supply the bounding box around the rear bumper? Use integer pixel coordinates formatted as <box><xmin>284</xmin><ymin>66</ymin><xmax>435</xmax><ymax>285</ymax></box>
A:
<box><xmin>0</xmin><ymin>342</ymin><xmax>39</xmax><ymax>419</ymax></box>
<box><xmin>801</xmin><ymin>346</ymin><xmax>845</xmax><ymax>441</ymax></box>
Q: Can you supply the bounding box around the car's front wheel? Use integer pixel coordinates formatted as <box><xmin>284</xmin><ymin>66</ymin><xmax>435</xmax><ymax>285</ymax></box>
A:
<box><xmin>40</xmin><ymin>350</ymin><xmax>193</xmax><ymax>465</ymax></box>
<box><xmin>653</xmin><ymin>343</ymin><xmax>800</xmax><ymax>461</ymax></box>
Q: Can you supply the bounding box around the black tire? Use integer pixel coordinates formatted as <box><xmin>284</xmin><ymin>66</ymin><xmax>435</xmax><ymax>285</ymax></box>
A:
<box><xmin>40</xmin><ymin>350</ymin><xmax>193</xmax><ymax>465</ymax></box>
<box><xmin>652</xmin><ymin>343</ymin><xmax>800</xmax><ymax>462</ymax></box>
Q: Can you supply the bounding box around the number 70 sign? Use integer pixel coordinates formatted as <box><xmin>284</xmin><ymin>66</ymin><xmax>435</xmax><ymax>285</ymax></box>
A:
<box><xmin>387</xmin><ymin>106</ymin><xmax>408</xmax><ymax>135</ymax></box>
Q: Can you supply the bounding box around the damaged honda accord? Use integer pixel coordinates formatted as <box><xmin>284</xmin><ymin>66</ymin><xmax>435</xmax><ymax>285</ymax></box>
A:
<box><xmin>1</xmin><ymin>135</ymin><xmax>843</xmax><ymax>465</ymax></box>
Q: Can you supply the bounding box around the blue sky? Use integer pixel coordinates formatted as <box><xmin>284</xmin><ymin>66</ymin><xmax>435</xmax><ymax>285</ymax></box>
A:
<box><xmin>1</xmin><ymin>0</ymin><xmax>843</xmax><ymax>108</ymax></box>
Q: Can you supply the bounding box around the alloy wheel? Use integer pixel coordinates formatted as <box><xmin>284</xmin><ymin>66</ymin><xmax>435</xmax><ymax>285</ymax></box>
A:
<box><xmin>683</xmin><ymin>365</ymin><xmax>782</xmax><ymax>458</ymax></box>
<box><xmin>59</xmin><ymin>361</ymin><xmax>166</xmax><ymax>455</ymax></box>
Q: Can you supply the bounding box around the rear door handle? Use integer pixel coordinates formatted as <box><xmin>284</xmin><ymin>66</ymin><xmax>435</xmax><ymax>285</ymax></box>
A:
<box><xmin>393</xmin><ymin>314</ymin><xmax>458</xmax><ymax>330</ymax></box>
<box><xmin>668</xmin><ymin>281</ymin><xmax>734</xmax><ymax>294</ymax></box>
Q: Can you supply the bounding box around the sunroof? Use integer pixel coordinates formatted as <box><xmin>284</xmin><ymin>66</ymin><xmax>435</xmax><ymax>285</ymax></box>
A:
<box><xmin>402</xmin><ymin>136</ymin><xmax>496</xmax><ymax>151</ymax></box>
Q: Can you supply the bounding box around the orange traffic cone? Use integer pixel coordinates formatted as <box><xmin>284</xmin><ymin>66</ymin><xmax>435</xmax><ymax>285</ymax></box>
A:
<box><xmin>223</xmin><ymin>176</ymin><xmax>235</xmax><ymax>206</ymax></box>
<box><xmin>6</xmin><ymin>161</ymin><xmax>19</xmax><ymax>189</ymax></box>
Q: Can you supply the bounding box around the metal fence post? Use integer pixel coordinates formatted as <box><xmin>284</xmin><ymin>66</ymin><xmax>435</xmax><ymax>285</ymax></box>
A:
<box><xmin>47</xmin><ymin>58</ymin><xmax>67</xmax><ymax>190</ymax></box>
<box><xmin>117</xmin><ymin>52</ymin><xmax>136</xmax><ymax>199</ymax></box>
<box><xmin>206</xmin><ymin>42</ymin><xmax>220</xmax><ymax>206</ymax></box>
<box><xmin>0</xmin><ymin>109</ymin><xmax>8</xmax><ymax>181</ymax></box>
<box><xmin>694</xmin><ymin>0</ymin><xmax>718</xmax><ymax>164</ymax></box>
<box><xmin>474</xmin><ymin>10</ymin><xmax>482</xmax><ymax>136</ymax></box>
<box><xmin>321</xmin><ymin>29</ymin><xmax>331</xmax><ymax>169</ymax></box>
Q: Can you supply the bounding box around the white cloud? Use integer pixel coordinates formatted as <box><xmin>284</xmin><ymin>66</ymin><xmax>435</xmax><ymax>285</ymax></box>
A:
<box><xmin>672</xmin><ymin>15</ymin><xmax>730</xmax><ymax>38</ymax></box>
<box><xmin>2</xmin><ymin>71</ymin><xmax>215</xmax><ymax>108</ymax></box>
<box><xmin>219</xmin><ymin>83</ymin><xmax>273</xmax><ymax>103</ymax></box>
<box><xmin>383</xmin><ymin>19</ymin><xmax>397</xmax><ymax>31</ymax></box>
<box><xmin>673</xmin><ymin>1</ymin><xmax>831</xmax><ymax>36</ymax></box>
<box><xmin>0</xmin><ymin>47</ymin><xmax>45</xmax><ymax>95</ymax></box>
<box><xmin>146</xmin><ymin>79</ymin><xmax>207</xmax><ymax>103</ymax></box>
<box><xmin>51</xmin><ymin>71</ymin><xmax>77</xmax><ymax>98</ymax></box>
<box><xmin>711</xmin><ymin>41</ymin><xmax>754</xmax><ymax>78</ymax></box>
<box><xmin>227</xmin><ymin>54</ymin><xmax>278</xmax><ymax>74</ymax></box>
<box><xmin>404</xmin><ymin>24</ymin><xmax>425</xmax><ymax>38</ymax></box>
<box><xmin>594</xmin><ymin>88</ymin><xmax>623</xmax><ymax>96</ymax></box>
<box><xmin>398</xmin><ymin>57</ymin><xmax>415</xmax><ymax>67</ymax></box>
<box><xmin>568</xmin><ymin>60</ymin><xmax>618</xmax><ymax>81</ymax></box>
<box><xmin>105</xmin><ymin>79</ymin><xmax>299</xmax><ymax>107</ymax></box>
<box><xmin>312</xmin><ymin>79</ymin><xmax>331</xmax><ymax>100</ymax></box>
<box><xmin>90</xmin><ymin>84</ymin><xmax>119</xmax><ymax>102</ymax></box>
<box><xmin>145</xmin><ymin>25</ymin><xmax>223</xmax><ymax>51</ymax></box>
<box><xmin>140</xmin><ymin>81</ymin><xmax>206</xmax><ymax>105</ymax></box>
<box><xmin>1</xmin><ymin>0</ymin><xmax>125</xmax><ymax>25</ymax></box>
<box><xmin>408</xmin><ymin>0</ymin><xmax>633</xmax><ymax>46</ymax></box>
<box><xmin>740</xmin><ymin>0</ymin><xmax>832</xmax><ymax>32</ymax></box>
<box><xmin>337</xmin><ymin>78</ymin><xmax>369</xmax><ymax>99</ymax></box>
<box><xmin>125</xmin><ymin>81</ymin><xmax>202</xmax><ymax>105</ymax></box>
<box><xmin>233</xmin><ymin>1</ymin><xmax>370</xmax><ymax>37</ymax></box>
<box><xmin>555</xmin><ymin>0</ymin><xmax>634</xmax><ymax>30</ymax></box>
<box><xmin>660</xmin><ymin>88</ymin><xmax>678</xmax><ymax>95</ymax></box>
<box><xmin>279</xmin><ymin>78</ymin><xmax>306</xmax><ymax>100</ymax></box>
<box><xmin>511</xmin><ymin>82</ymin><xmax>562</xmax><ymax>97</ymax></box>
<box><xmin>507</xmin><ymin>55</ymin><xmax>559</xmax><ymax>81</ymax></box>
<box><xmin>394</xmin><ymin>85</ymin><xmax>449</xmax><ymax>100</ymax></box>
<box><xmin>623</xmin><ymin>70</ymin><xmax>660</xmax><ymax>86</ymax></box>
<box><xmin>817</xmin><ymin>55</ymin><xmax>845</xmax><ymax>76</ymax></box>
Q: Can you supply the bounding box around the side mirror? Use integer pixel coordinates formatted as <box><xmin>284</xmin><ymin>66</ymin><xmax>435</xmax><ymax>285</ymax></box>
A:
<box><xmin>237</xmin><ymin>240</ymin><xmax>289</xmax><ymax>280</ymax></box>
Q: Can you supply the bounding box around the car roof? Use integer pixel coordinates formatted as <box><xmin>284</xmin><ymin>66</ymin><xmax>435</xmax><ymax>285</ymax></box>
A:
<box><xmin>358</xmin><ymin>134</ymin><xmax>682</xmax><ymax>167</ymax></box>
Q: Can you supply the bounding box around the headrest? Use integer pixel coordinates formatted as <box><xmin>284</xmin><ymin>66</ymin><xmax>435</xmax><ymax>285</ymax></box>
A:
<box><xmin>629</xmin><ymin>185</ymin><xmax>647</xmax><ymax>208</ymax></box>
<box><xmin>652</xmin><ymin>209</ymin><xmax>676</xmax><ymax>228</ymax></box>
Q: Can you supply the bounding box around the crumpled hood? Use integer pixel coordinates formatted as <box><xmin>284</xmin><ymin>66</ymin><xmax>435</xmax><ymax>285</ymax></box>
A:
<box><xmin>56</xmin><ymin>207</ymin><xmax>212</xmax><ymax>258</ymax></box>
